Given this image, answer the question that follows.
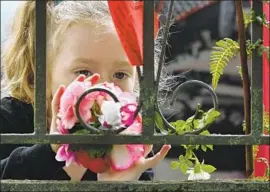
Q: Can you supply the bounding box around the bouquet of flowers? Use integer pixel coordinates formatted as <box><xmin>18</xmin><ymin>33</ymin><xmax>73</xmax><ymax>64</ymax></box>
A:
<box><xmin>55</xmin><ymin>80</ymin><xmax>145</xmax><ymax>173</ymax></box>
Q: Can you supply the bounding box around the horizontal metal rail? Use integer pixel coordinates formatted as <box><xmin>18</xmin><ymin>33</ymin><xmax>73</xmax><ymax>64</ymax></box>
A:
<box><xmin>0</xmin><ymin>134</ymin><xmax>269</xmax><ymax>145</ymax></box>
<box><xmin>1</xmin><ymin>180</ymin><xmax>269</xmax><ymax>192</ymax></box>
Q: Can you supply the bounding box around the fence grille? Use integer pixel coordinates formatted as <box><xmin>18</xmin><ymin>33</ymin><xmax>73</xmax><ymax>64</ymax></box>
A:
<box><xmin>1</xmin><ymin>1</ymin><xmax>269</xmax><ymax>191</ymax></box>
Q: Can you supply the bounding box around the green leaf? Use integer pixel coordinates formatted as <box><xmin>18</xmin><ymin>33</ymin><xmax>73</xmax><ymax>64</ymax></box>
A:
<box><xmin>201</xmin><ymin>130</ymin><xmax>210</xmax><ymax>135</ymax></box>
<box><xmin>193</xmin><ymin>119</ymin><xmax>201</xmax><ymax>129</ymax></box>
<box><xmin>176</xmin><ymin>130</ymin><xmax>185</xmax><ymax>135</ymax></box>
<box><xmin>73</xmin><ymin>129</ymin><xmax>90</xmax><ymax>135</ymax></box>
<box><xmin>185</xmin><ymin>149</ymin><xmax>192</xmax><ymax>159</ymax></box>
<box><xmin>206</xmin><ymin>145</ymin><xmax>213</xmax><ymax>151</ymax></box>
<box><xmin>181</xmin><ymin>145</ymin><xmax>188</xmax><ymax>149</ymax></box>
<box><xmin>174</xmin><ymin>120</ymin><xmax>186</xmax><ymax>127</ymax></box>
<box><xmin>186</xmin><ymin>116</ymin><xmax>195</xmax><ymax>124</ymax></box>
<box><xmin>194</xmin><ymin>164</ymin><xmax>201</xmax><ymax>173</ymax></box>
<box><xmin>179</xmin><ymin>155</ymin><xmax>185</xmax><ymax>162</ymax></box>
<box><xmin>210</xmin><ymin>38</ymin><xmax>240</xmax><ymax>89</ymax></box>
<box><xmin>243</xmin><ymin>9</ymin><xmax>255</xmax><ymax>28</ymax></box>
<box><xmin>197</xmin><ymin>119</ymin><xmax>205</xmax><ymax>129</ymax></box>
<box><xmin>205</xmin><ymin>108</ymin><xmax>221</xmax><ymax>125</ymax></box>
<box><xmin>179</xmin><ymin>163</ymin><xmax>188</xmax><ymax>174</ymax></box>
<box><xmin>173</xmin><ymin>120</ymin><xmax>190</xmax><ymax>134</ymax></box>
<box><xmin>201</xmin><ymin>145</ymin><xmax>207</xmax><ymax>152</ymax></box>
<box><xmin>201</xmin><ymin>164</ymin><xmax>217</xmax><ymax>173</ymax></box>
<box><xmin>171</xmin><ymin>161</ymin><xmax>180</xmax><ymax>170</ymax></box>
<box><xmin>186</xmin><ymin>160</ymin><xmax>194</xmax><ymax>167</ymax></box>
<box><xmin>155</xmin><ymin>111</ymin><xmax>165</xmax><ymax>133</ymax></box>
<box><xmin>195</xmin><ymin>145</ymin><xmax>200</xmax><ymax>150</ymax></box>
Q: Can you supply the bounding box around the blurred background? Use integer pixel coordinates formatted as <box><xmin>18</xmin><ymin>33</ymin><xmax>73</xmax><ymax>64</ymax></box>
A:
<box><xmin>1</xmin><ymin>1</ymin><xmax>250</xmax><ymax>180</ymax></box>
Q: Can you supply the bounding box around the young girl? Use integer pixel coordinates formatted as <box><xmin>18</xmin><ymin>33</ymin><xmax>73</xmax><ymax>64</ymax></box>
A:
<box><xmin>0</xmin><ymin>1</ymin><xmax>171</xmax><ymax>181</ymax></box>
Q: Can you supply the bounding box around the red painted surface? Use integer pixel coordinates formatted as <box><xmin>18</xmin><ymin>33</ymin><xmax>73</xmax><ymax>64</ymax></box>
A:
<box><xmin>254</xmin><ymin>1</ymin><xmax>270</xmax><ymax>178</ymax></box>
<box><xmin>108</xmin><ymin>1</ymin><xmax>159</xmax><ymax>66</ymax></box>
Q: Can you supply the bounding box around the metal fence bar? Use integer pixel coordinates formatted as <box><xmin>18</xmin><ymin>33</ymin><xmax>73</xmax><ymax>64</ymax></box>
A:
<box><xmin>250</xmin><ymin>0</ymin><xmax>263</xmax><ymax>136</ymax></box>
<box><xmin>1</xmin><ymin>134</ymin><xmax>269</xmax><ymax>145</ymax></box>
<box><xmin>141</xmin><ymin>1</ymin><xmax>155</xmax><ymax>136</ymax></box>
<box><xmin>34</xmin><ymin>0</ymin><xmax>47</xmax><ymax>134</ymax></box>
<box><xmin>1</xmin><ymin>180</ymin><xmax>269</xmax><ymax>192</ymax></box>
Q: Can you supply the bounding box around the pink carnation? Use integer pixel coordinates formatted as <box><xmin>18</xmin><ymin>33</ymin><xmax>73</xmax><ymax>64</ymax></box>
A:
<box><xmin>110</xmin><ymin>115</ymin><xmax>145</xmax><ymax>171</ymax></box>
<box><xmin>55</xmin><ymin>144</ymin><xmax>75</xmax><ymax>167</ymax></box>
<box><xmin>59</xmin><ymin>81</ymin><xmax>94</xmax><ymax>129</ymax></box>
<box><xmin>56</xmin><ymin>79</ymin><xmax>145</xmax><ymax>172</ymax></box>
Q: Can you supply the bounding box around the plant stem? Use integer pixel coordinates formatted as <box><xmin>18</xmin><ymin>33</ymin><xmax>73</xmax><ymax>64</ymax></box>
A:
<box><xmin>235</xmin><ymin>0</ymin><xmax>252</xmax><ymax>177</ymax></box>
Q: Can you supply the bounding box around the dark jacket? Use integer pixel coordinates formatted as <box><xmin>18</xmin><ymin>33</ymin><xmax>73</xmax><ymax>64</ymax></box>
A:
<box><xmin>0</xmin><ymin>97</ymin><xmax>153</xmax><ymax>180</ymax></box>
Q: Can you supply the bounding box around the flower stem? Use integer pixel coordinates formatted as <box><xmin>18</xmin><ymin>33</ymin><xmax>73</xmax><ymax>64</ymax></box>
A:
<box><xmin>235</xmin><ymin>0</ymin><xmax>252</xmax><ymax>177</ymax></box>
<box><xmin>192</xmin><ymin>151</ymin><xmax>200</xmax><ymax>164</ymax></box>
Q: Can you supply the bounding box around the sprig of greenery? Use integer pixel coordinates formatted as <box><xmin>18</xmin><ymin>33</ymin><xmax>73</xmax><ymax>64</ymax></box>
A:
<box><xmin>243</xmin><ymin>9</ymin><xmax>255</xmax><ymax>28</ymax></box>
<box><xmin>210</xmin><ymin>38</ymin><xmax>240</xmax><ymax>90</ymax></box>
<box><xmin>243</xmin><ymin>8</ymin><xmax>270</xmax><ymax>30</ymax></box>
<box><xmin>169</xmin><ymin>106</ymin><xmax>220</xmax><ymax>175</ymax></box>
<box><xmin>255</xmin><ymin>13</ymin><xmax>270</xmax><ymax>30</ymax></box>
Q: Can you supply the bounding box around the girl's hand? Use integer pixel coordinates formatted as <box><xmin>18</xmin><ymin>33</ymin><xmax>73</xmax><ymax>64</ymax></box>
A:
<box><xmin>97</xmin><ymin>145</ymin><xmax>171</xmax><ymax>181</ymax></box>
<box><xmin>49</xmin><ymin>74</ymin><xmax>100</xmax><ymax>153</ymax></box>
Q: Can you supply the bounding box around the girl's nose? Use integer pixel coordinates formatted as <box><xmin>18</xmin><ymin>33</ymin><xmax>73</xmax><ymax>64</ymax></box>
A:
<box><xmin>96</xmin><ymin>74</ymin><xmax>111</xmax><ymax>84</ymax></box>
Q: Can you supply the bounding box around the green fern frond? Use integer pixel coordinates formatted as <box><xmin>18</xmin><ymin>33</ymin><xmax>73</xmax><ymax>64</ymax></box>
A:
<box><xmin>243</xmin><ymin>9</ymin><xmax>255</xmax><ymax>29</ymax></box>
<box><xmin>210</xmin><ymin>38</ymin><xmax>240</xmax><ymax>89</ymax></box>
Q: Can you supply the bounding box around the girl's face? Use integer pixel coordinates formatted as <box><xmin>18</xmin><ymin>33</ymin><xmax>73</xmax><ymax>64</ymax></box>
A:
<box><xmin>50</xmin><ymin>24</ymin><xmax>136</xmax><ymax>96</ymax></box>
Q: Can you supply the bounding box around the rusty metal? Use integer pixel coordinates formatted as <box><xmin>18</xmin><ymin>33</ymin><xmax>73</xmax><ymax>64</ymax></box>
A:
<box><xmin>34</xmin><ymin>0</ymin><xmax>47</xmax><ymax>135</ymax></box>
<box><xmin>1</xmin><ymin>0</ymin><xmax>269</xmax><ymax>191</ymax></box>
<box><xmin>141</xmin><ymin>1</ymin><xmax>155</xmax><ymax>136</ymax></box>
<box><xmin>1</xmin><ymin>180</ymin><xmax>269</xmax><ymax>192</ymax></box>
<box><xmin>1</xmin><ymin>134</ymin><xmax>269</xmax><ymax>145</ymax></box>
<box><xmin>251</xmin><ymin>0</ymin><xmax>263</xmax><ymax>136</ymax></box>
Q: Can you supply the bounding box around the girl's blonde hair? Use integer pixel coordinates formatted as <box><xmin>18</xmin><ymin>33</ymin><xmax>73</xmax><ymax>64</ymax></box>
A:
<box><xmin>1</xmin><ymin>1</ymin><xmax>114</xmax><ymax>105</ymax></box>
<box><xmin>1</xmin><ymin>1</ymin><xmax>169</xmax><ymax>127</ymax></box>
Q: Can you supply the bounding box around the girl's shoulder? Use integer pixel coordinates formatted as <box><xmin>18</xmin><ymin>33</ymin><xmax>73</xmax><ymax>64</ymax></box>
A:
<box><xmin>1</xmin><ymin>97</ymin><xmax>34</xmax><ymax>133</ymax></box>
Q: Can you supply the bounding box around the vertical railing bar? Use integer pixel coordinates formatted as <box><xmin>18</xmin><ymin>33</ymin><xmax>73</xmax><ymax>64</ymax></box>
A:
<box><xmin>34</xmin><ymin>0</ymin><xmax>47</xmax><ymax>134</ymax></box>
<box><xmin>141</xmin><ymin>1</ymin><xmax>155</xmax><ymax>136</ymax></box>
<box><xmin>251</xmin><ymin>0</ymin><xmax>263</xmax><ymax>136</ymax></box>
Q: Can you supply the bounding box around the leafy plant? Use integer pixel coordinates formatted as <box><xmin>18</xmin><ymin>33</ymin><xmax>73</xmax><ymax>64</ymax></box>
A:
<box><xmin>168</xmin><ymin>105</ymin><xmax>220</xmax><ymax>176</ymax></box>
<box><xmin>209</xmin><ymin>1</ymin><xmax>269</xmax><ymax>178</ymax></box>
<box><xmin>210</xmin><ymin>38</ymin><xmax>240</xmax><ymax>89</ymax></box>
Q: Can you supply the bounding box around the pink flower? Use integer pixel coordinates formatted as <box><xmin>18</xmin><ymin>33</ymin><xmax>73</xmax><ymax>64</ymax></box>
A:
<box><xmin>121</xmin><ymin>103</ymin><xmax>137</xmax><ymax>126</ymax></box>
<box><xmin>110</xmin><ymin>115</ymin><xmax>145</xmax><ymax>171</ymax></box>
<box><xmin>56</xmin><ymin>118</ymin><xmax>69</xmax><ymax>134</ymax></box>
<box><xmin>119</xmin><ymin>92</ymin><xmax>137</xmax><ymax>105</ymax></box>
<box><xmin>99</xmin><ymin>100</ymin><xmax>122</xmax><ymax>127</ymax></box>
<box><xmin>55</xmin><ymin>144</ymin><xmax>75</xmax><ymax>167</ymax></box>
<box><xmin>59</xmin><ymin>81</ymin><xmax>94</xmax><ymax>129</ymax></box>
<box><xmin>56</xmin><ymin>80</ymin><xmax>145</xmax><ymax>171</ymax></box>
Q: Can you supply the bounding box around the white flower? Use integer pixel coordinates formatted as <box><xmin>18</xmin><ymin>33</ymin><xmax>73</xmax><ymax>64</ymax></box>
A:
<box><xmin>99</xmin><ymin>100</ymin><xmax>121</xmax><ymax>127</ymax></box>
<box><xmin>187</xmin><ymin>169</ymin><xmax>211</xmax><ymax>180</ymax></box>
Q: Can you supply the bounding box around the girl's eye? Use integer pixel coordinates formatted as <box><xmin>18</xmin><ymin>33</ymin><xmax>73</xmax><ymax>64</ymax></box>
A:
<box><xmin>114</xmin><ymin>72</ymin><xmax>128</xmax><ymax>80</ymax></box>
<box><xmin>77</xmin><ymin>70</ymin><xmax>92</xmax><ymax>77</ymax></box>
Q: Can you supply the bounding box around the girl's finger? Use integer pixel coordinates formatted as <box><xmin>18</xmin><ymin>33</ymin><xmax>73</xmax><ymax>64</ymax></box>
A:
<box><xmin>75</xmin><ymin>74</ymin><xmax>86</xmax><ymax>82</ymax></box>
<box><xmin>85</xmin><ymin>73</ymin><xmax>100</xmax><ymax>85</ymax></box>
<box><xmin>143</xmin><ymin>145</ymin><xmax>153</xmax><ymax>158</ymax></box>
<box><xmin>142</xmin><ymin>145</ymin><xmax>171</xmax><ymax>170</ymax></box>
<box><xmin>51</xmin><ymin>85</ymin><xmax>65</xmax><ymax>117</ymax></box>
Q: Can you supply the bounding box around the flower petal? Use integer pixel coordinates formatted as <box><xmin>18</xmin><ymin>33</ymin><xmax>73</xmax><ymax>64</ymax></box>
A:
<box><xmin>126</xmin><ymin>144</ymin><xmax>145</xmax><ymax>161</ymax></box>
<box><xmin>100</xmin><ymin>101</ymin><xmax>121</xmax><ymax>126</ymax></box>
<box><xmin>62</xmin><ymin>106</ymin><xmax>77</xmax><ymax>129</ymax></box>
<box><xmin>55</xmin><ymin>145</ymin><xmax>68</xmax><ymax>162</ymax></box>
<box><xmin>110</xmin><ymin>145</ymin><xmax>133</xmax><ymax>171</ymax></box>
